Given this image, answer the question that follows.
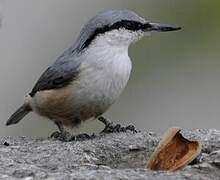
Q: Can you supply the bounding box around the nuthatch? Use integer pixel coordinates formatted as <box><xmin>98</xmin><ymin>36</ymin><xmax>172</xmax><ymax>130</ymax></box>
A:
<box><xmin>6</xmin><ymin>10</ymin><xmax>181</xmax><ymax>141</ymax></box>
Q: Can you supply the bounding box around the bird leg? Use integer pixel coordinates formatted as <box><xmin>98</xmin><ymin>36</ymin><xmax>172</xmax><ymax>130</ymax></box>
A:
<box><xmin>98</xmin><ymin>116</ymin><xmax>138</xmax><ymax>134</ymax></box>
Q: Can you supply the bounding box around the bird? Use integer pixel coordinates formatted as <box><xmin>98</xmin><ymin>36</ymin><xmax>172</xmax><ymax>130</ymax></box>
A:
<box><xmin>6</xmin><ymin>10</ymin><xmax>181</xmax><ymax>141</ymax></box>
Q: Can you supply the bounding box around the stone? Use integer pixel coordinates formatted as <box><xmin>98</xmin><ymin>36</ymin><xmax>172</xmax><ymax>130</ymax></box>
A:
<box><xmin>0</xmin><ymin>129</ymin><xmax>220</xmax><ymax>179</ymax></box>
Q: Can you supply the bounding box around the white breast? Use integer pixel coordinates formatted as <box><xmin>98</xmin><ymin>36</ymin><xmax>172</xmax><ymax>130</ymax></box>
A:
<box><xmin>74</xmin><ymin>38</ymin><xmax>132</xmax><ymax>112</ymax></box>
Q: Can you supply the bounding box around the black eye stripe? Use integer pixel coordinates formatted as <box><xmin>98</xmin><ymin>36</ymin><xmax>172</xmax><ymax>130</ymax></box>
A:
<box><xmin>111</xmin><ymin>20</ymin><xmax>144</xmax><ymax>30</ymax></box>
<box><xmin>81</xmin><ymin>20</ymin><xmax>145</xmax><ymax>49</ymax></box>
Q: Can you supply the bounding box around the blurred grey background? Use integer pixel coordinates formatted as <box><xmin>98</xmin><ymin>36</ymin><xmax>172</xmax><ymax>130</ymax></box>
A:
<box><xmin>1</xmin><ymin>0</ymin><xmax>220</xmax><ymax>137</ymax></box>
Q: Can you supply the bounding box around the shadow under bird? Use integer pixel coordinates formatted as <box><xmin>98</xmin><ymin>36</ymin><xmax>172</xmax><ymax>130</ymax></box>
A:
<box><xmin>6</xmin><ymin>10</ymin><xmax>181</xmax><ymax>141</ymax></box>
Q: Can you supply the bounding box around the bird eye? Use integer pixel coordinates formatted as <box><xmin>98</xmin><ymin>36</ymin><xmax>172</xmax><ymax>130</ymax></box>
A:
<box><xmin>113</xmin><ymin>20</ymin><xmax>143</xmax><ymax>31</ymax></box>
<box><xmin>123</xmin><ymin>21</ymin><xmax>144</xmax><ymax>30</ymax></box>
<box><xmin>126</xmin><ymin>21</ymin><xmax>132</xmax><ymax>26</ymax></box>
<box><xmin>126</xmin><ymin>21</ymin><xmax>136</xmax><ymax>30</ymax></box>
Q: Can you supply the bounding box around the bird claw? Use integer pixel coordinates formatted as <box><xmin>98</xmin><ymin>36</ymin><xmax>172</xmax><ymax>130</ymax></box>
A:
<box><xmin>50</xmin><ymin>131</ymin><xmax>93</xmax><ymax>142</ymax></box>
<box><xmin>70</xmin><ymin>133</ymin><xmax>93</xmax><ymax>141</ymax></box>
<box><xmin>101</xmin><ymin>123</ymin><xmax>138</xmax><ymax>134</ymax></box>
<box><xmin>98</xmin><ymin>116</ymin><xmax>139</xmax><ymax>134</ymax></box>
<box><xmin>50</xmin><ymin>131</ymin><xmax>72</xmax><ymax>142</ymax></box>
<box><xmin>125</xmin><ymin>124</ymin><xmax>139</xmax><ymax>133</ymax></box>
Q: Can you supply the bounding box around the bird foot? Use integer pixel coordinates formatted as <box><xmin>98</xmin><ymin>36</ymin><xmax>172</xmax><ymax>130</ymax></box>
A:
<box><xmin>50</xmin><ymin>131</ymin><xmax>93</xmax><ymax>142</ymax></box>
<box><xmin>101</xmin><ymin>123</ymin><xmax>138</xmax><ymax>134</ymax></box>
<box><xmin>50</xmin><ymin>131</ymin><xmax>73</xmax><ymax>142</ymax></box>
<box><xmin>98</xmin><ymin>117</ymin><xmax>138</xmax><ymax>134</ymax></box>
<box><xmin>71</xmin><ymin>133</ymin><xmax>94</xmax><ymax>141</ymax></box>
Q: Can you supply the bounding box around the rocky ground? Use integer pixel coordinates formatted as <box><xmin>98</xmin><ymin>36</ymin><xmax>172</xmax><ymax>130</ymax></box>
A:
<box><xmin>0</xmin><ymin>129</ymin><xmax>220</xmax><ymax>179</ymax></box>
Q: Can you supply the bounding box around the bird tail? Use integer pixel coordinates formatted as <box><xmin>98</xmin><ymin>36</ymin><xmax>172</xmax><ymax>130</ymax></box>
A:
<box><xmin>6</xmin><ymin>104</ymin><xmax>31</xmax><ymax>126</ymax></box>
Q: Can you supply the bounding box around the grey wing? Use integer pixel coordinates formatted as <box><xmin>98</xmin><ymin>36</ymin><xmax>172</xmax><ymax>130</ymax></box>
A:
<box><xmin>29</xmin><ymin>56</ymin><xmax>81</xmax><ymax>97</ymax></box>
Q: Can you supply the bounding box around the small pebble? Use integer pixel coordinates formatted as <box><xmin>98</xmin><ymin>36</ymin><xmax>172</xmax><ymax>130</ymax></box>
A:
<box><xmin>129</xmin><ymin>145</ymin><xmax>141</xmax><ymax>151</ymax></box>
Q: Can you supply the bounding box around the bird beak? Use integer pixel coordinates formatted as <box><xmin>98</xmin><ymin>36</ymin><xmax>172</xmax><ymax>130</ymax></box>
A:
<box><xmin>144</xmin><ymin>22</ymin><xmax>181</xmax><ymax>32</ymax></box>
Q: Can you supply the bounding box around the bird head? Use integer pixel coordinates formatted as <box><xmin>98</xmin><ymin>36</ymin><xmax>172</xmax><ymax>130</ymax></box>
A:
<box><xmin>75</xmin><ymin>10</ymin><xmax>181</xmax><ymax>51</ymax></box>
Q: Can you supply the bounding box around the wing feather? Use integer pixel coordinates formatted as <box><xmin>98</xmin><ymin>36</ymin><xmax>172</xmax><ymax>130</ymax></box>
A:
<box><xmin>29</xmin><ymin>53</ymin><xmax>81</xmax><ymax>97</ymax></box>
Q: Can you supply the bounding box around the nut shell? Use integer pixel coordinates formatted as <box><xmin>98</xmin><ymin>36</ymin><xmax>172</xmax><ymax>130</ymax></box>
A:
<box><xmin>146</xmin><ymin>127</ymin><xmax>201</xmax><ymax>171</ymax></box>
